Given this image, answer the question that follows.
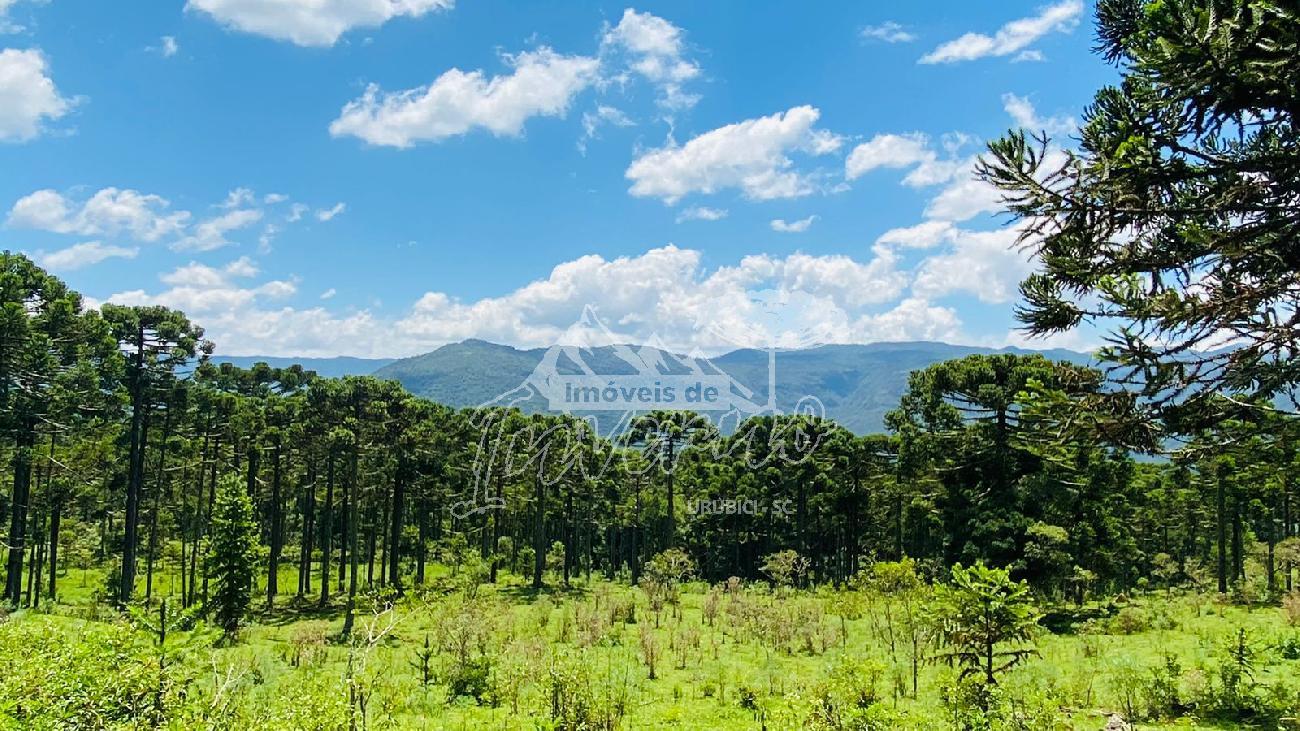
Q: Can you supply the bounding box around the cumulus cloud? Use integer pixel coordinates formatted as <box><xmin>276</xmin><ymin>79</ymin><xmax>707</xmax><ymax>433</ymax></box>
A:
<box><xmin>601</xmin><ymin>8</ymin><xmax>700</xmax><ymax>110</ymax></box>
<box><xmin>860</xmin><ymin>22</ymin><xmax>916</xmax><ymax>44</ymax></box>
<box><xmin>920</xmin><ymin>0</ymin><xmax>1081</xmax><ymax>64</ymax></box>
<box><xmin>7</xmin><ymin>187</ymin><xmax>191</xmax><ymax>241</ymax></box>
<box><xmin>912</xmin><ymin>226</ymin><xmax>1034</xmax><ymax>304</ymax></box>
<box><xmin>8</xmin><ymin>186</ymin><xmax>343</xmax><ymax>252</ymax></box>
<box><xmin>0</xmin><ymin>48</ymin><xmax>76</xmax><ymax>142</ymax></box>
<box><xmin>841</xmin><ymin>130</ymin><xmax>1001</xmax><ymax>223</ymax></box>
<box><xmin>923</xmin><ymin>169</ymin><xmax>1005</xmax><ymax>222</ymax></box>
<box><xmin>875</xmin><ymin>220</ymin><xmax>956</xmax><ymax>250</ymax></box>
<box><xmin>1002</xmin><ymin>92</ymin><xmax>1076</xmax><ymax>136</ymax></box>
<box><xmin>845</xmin><ymin>133</ymin><xmax>932</xmax><ymax>180</ymax></box>
<box><xmin>186</xmin><ymin>0</ymin><xmax>453</xmax><ymax>47</ymax></box>
<box><xmin>675</xmin><ymin>206</ymin><xmax>727</xmax><ymax>223</ymax></box>
<box><xmin>96</xmin><ymin>245</ymin><xmax>946</xmax><ymax>357</ymax></box>
<box><xmin>396</xmin><ymin>246</ymin><xmax>910</xmax><ymax>353</ymax></box>
<box><xmin>37</xmin><ymin>241</ymin><xmax>139</xmax><ymax>271</ymax></box>
<box><xmin>172</xmin><ymin>208</ymin><xmax>263</xmax><ymax>251</ymax></box>
<box><xmin>626</xmin><ymin>105</ymin><xmax>842</xmax><ymax>204</ymax></box>
<box><xmin>770</xmin><ymin>215</ymin><xmax>816</xmax><ymax>233</ymax></box>
<box><xmin>329</xmin><ymin>47</ymin><xmax>600</xmax><ymax>147</ymax></box>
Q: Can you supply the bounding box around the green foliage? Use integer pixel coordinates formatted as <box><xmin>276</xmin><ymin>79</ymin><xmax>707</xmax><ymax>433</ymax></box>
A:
<box><xmin>932</xmin><ymin>562</ymin><xmax>1039</xmax><ymax>688</ymax></box>
<box><xmin>207</xmin><ymin>473</ymin><xmax>258</xmax><ymax>636</ymax></box>
<box><xmin>980</xmin><ymin>0</ymin><xmax>1300</xmax><ymax>425</ymax></box>
<box><xmin>0</xmin><ymin>616</ymin><xmax>160</xmax><ymax>729</ymax></box>
<box><xmin>761</xmin><ymin>549</ymin><xmax>810</xmax><ymax>589</ymax></box>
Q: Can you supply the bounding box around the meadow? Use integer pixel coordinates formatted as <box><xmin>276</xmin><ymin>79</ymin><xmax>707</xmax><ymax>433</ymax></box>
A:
<box><xmin>4</xmin><ymin>561</ymin><xmax>1300</xmax><ymax>730</ymax></box>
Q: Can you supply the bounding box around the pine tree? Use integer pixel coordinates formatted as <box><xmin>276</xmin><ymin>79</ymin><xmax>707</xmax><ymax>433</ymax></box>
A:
<box><xmin>207</xmin><ymin>474</ymin><xmax>257</xmax><ymax>637</ymax></box>
<box><xmin>978</xmin><ymin>0</ymin><xmax>1300</xmax><ymax>427</ymax></box>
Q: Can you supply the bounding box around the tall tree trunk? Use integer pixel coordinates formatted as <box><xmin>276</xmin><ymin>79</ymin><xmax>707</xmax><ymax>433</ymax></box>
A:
<box><xmin>389</xmin><ymin>460</ymin><xmax>405</xmax><ymax>593</ymax></box>
<box><xmin>342</xmin><ymin>450</ymin><xmax>360</xmax><ymax>637</ymax></box>
<box><xmin>1217</xmin><ymin>465</ymin><xmax>1228</xmax><ymax>594</ymax></box>
<box><xmin>6</xmin><ymin>426</ymin><xmax>36</xmax><ymax>605</ymax></box>
<box><xmin>299</xmin><ymin>457</ymin><xmax>315</xmax><ymax>597</ymax></box>
<box><xmin>200</xmin><ymin>432</ymin><xmax>219</xmax><ymax>607</ymax></box>
<box><xmin>121</xmin><ymin>377</ymin><xmax>150</xmax><ymax>605</ymax></box>
<box><xmin>47</xmin><ymin>491</ymin><xmax>61</xmax><ymax>602</ymax></box>
<box><xmin>145</xmin><ymin>408</ymin><xmax>171</xmax><ymax>604</ymax></box>
<box><xmin>533</xmin><ymin>471</ymin><xmax>545</xmax><ymax>590</ymax></box>
<box><xmin>319</xmin><ymin>454</ymin><xmax>334</xmax><ymax>608</ymax></box>
<box><xmin>416</xmin><ymin>485</ymin><xmax>428</xmax><ymax>585</ymax></box>
<box><xmin>267</xmin><ymin>441</ymin><xmax>284</xmax><ymax>609</ymax></box>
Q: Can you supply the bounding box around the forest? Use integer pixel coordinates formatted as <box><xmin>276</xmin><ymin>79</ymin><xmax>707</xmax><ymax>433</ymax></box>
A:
<box><xmin>4</xmin><ymin>0</ymin><xmax>1300</xmax><ymax>729</ymax></box>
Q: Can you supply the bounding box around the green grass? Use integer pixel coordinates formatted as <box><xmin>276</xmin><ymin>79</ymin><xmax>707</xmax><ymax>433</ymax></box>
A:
<box><xmin>5</xmin><ymin>568</ymin><xmax>1300</xmax><ymax>730</ymax></box>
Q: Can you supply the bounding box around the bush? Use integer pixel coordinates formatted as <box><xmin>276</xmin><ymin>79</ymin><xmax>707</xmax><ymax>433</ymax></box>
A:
<box><xmin>1282</xmin><ymin>591</ymin><xmax>1300</xmax><ymax>627</ymax></box>
<box><xmin>446</xmin><ymin>656</ymin><xmax>492</xmax><ymax>702</ymax></box>
<box><xmin>0</xmin><ymin>615</ymin><xmax>162</xmax><ymax>728</ymax></box>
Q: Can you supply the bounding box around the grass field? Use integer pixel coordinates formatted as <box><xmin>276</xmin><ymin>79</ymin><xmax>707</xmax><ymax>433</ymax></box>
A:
<box><xmin>3</xmin><ymin>565</ymin><xmax>1299</xmax><ymax>730</ymax></box>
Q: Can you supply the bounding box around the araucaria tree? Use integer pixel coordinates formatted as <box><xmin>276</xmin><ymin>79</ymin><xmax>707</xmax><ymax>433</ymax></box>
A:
<box><xmin>207</xmin><ymin>474</ymin><xmax>257</xmax><ymax>637</ymax></box>
<box><xmin>932</xmin><ymin>562</ymin><xmax>1039</xmax><ymax>689</ymax></box>
<box><xmin>979</xmin><ymin>0</ymin><xmax>1300</xmax><ymax>423</ymax></box>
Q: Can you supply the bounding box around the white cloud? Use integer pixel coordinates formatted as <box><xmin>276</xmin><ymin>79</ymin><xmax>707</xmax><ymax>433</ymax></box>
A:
<box><xmin>396</xmin><ymin>246</ymin><xmax>908</xmax><ymax>353</ymax></box>
<box><xmin>330</xmin><ymin>47</ymin><xmax>599</xmax><ymax>147</ymax></box>
<box><xmin>851</xmin><ymin>297</ymin><xmax>962</xmax><ymax>343</ymax></box>
<box><xmin>770</xmin><ymin>215</ymin><xmax>816</xmax><ymax>233</ymax></box>
<box><xmin>578</xmin><ymin>104</ymin><xmax>633</xmax><ymax>153</ymax></box>
<box><xmin>37</xmin><ymin>241</ymin><xmax>138</xmax><ymax>271</ymax></box>
<box><xmin>0</xmin><ymin>0</ymin><xmax>34</xmax><ymax>33</ymax></box>
<box><xmin>845</xmin><ymin>133</ymin><xmax>932</xmax><ymax>180</ymax></box>
<box><xmin>601</xmin><ymin>8</ymin><xmax>700</xmax><ymax>110</ymax></box>
<box><xmin>10</xmin><ymin>185</ymin><xmax>339</xmax><ymax>254</ymax></box>
<box><xmin>920</xmin><ymin>0</ymin><xmax>1082</xmax><ymax>64</ymax></box>
<box><xmin>98</xmin><ymin>245</ymin><xmax>935</xmax><ymax>357</ymax></box>
<box><xmin>186</xmin><ymin>0</ymin><xmax>453</xmax><ymax>47</ymax></box>
<box><xmin>876</xmin><ymin>220</ymin><xmax>956</xmax><ymax>250</ymax></box>
<box><xmin>675</xmin><ymin>206</ymin><xmax>727</xmax><ymax>223</ymax></box>
<box><xmin>160</xmin><ymin>36</ymin><xmax>179</xmax><ymax>57</ymax></box>
<box><xmin>912</xmin><ymin>226</ymin><xmax>1033</xmax><ymax>304</ymax></box>
<box><xmin>1002</xmin><ymin>92</ymin><xmax>1076</xmax><ymax>136</ymax></box>
<box><xmin>320</xmin><ymin>287</ymin><xmax>337</xmax><ymax>300</ymax></box>
<box><xmin>0</xmin><ymin>48</ymin><xmax>75</xmax><ymax>142</ymax></box>
<box><xmin>923</xmin><ymin>170</ymin><xmax>1005</xmax><ymax>222</ymax></box>
<box><xmin>316</xmin><ymin>202</ymin><xmax>346</xmax><ymax>221</ymax></box>
<box><xmin>220</xmin><ymin>187</ymin><xmax>256</xmax><ymax>209</ymax></box>
<box><xmin>626</xmin><ymin>105</ymin><xmax>842</xmax><ymax>204</ymax></box>
<box><xmin>7</xmin><ymin>187</ymin><xmax>191</xmax><ymax>241</ymax></box>
<box><xmin>108</xmin><ymin>259</ymin><xmax>300</xmax><ymax>340</ymax></box>
<box><xmin>860</xmin><ymin>21</ymin><xmax>916</xmax><ymax>44</ymax></box>
<box><xmin>171</xmin><ymin>208</ymin><xmax>263</xmax><ymax>251</ymax></box>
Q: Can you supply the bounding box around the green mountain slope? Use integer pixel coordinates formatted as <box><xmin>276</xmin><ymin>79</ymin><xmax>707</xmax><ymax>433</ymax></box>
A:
<box><xmin>372</xmin><ymin>339</ymin><xmax>1098</xmax><ymax>434</ymax></box>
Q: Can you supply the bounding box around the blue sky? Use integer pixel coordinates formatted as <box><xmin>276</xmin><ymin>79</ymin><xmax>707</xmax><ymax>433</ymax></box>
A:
<box><xmin>0</xmin><ymin>0</ymin><xmax>1114</xmax><ymax>357</ymax></box>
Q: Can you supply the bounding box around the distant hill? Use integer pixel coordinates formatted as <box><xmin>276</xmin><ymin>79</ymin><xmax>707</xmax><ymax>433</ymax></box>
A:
<box><xmin>372</xmin><ymin>339</ymin><xmax>1098</xmax><ymax>434</ymax></box>
<box><xmin>211</xmin><ymin>355</ymin><xmax>395</xmax><ymax>379</ymax></box>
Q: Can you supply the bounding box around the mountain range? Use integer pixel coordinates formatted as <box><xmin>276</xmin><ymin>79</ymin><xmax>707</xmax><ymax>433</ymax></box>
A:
<box><xmin>218</xmin><ymin>339</ymin><xmax>1096</xmax><ymax>434</ymax></box>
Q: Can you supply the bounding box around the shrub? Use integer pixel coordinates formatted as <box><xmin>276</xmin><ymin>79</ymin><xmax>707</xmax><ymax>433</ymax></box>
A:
<box><xmin>446</xmin><ymin>656</ymin><xmax>492</xmax><ymax>702</ymax></box>
<box><xmin>284</xmin><ymin>621</ymin><xmax>330</xmax><ymax>668</ymax></box>
<box><xmin>0</xmin><ymin>616</ymin><xmax>161</xmax><ymax>727</ymax></box>
<box><xmin>1282</xmin><ymin>591</ymin><xmax>1300</xmax><ymax>627</ymax></box>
